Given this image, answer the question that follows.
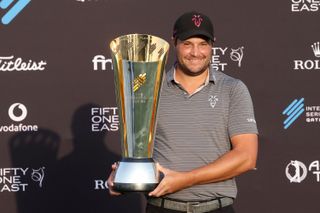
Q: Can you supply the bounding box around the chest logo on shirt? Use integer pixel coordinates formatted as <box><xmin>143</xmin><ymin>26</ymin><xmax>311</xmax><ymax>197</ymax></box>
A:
<box><xmin>208</xmin><ymin>95</ymin><xmax>218</xmax><ymax>108</ymax></box>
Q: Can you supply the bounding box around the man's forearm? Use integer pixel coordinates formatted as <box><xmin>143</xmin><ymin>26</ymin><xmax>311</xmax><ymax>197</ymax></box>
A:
<box><xmin>187</xmin><ymin>141</ymin><xmax>257</xmax><ymax>186</ymax></box>
<box><xmin>186</xmin><ymin>137</ymin><xmax>258</xmax><ymax>185</ymax></box>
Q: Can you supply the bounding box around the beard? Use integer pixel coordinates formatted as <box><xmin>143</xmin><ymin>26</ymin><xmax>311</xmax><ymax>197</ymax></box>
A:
<box><xmin>176</xmin><ymin>60</ymin><xmax>210</xmax><ymax>77</ymax></box>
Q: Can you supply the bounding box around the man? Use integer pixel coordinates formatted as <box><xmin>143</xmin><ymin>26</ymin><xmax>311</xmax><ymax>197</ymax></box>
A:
<box><xmin>109</xmin><ymin>11</ymin><xmax>258</xmax><ymax>213</ymax></box>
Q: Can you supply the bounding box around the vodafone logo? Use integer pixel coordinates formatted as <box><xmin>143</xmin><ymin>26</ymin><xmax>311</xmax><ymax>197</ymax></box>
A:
<box><xmin>8</xmin><ymin>103</ymin><xmax>27</xmax><ymax>122</ymax></box>
<box><xmin>0</xmin><ymin>103</ymin><xmax>38</xmax><ymax>133</ymax></box>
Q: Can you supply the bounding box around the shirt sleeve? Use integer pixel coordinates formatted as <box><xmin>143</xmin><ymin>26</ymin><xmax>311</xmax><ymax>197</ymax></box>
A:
<box><xmin>227</xmin><ymin>80</ymin><xmax>258</xmax><ymax>137</ymax></box>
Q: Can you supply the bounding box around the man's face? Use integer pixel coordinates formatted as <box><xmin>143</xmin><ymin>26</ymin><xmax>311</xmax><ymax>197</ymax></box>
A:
<box><xmin>175</xmin><ymin>37</ymin><xmax>212</xmax><ymax>76</ymax></box>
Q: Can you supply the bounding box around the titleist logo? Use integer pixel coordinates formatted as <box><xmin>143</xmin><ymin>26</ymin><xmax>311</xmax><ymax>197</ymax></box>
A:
<box><xmin>0</xmin><ymin>56</ymin><xmax>47</xmax><ymax>72</ymax></box>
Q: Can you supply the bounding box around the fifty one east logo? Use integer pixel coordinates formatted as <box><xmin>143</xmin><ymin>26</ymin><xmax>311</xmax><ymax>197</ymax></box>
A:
<box><xmin>211</xmin><ymin>46</ymin><xmax>244</xmax><ymax>72</ymax></box>
<box><xmin>0</xmin><ymin>0</ymin><xmax>31</xmax><ymax>25</ymax></box>
<box><xmin>291</xmin><ymin>0</ymin><xmax>320</xmax><ymax>12</ymax></box>
<box><xmin>0</xmin><ymin>103</ymin><xmax>38</xmax><ymax>132</ymax></box>
<box><xmin>282</xmin><ymin>98</ymin><xmax>320</xmax><ymax>129</ymax></box>
<box><xmin>0</xmin><ymin>167</ymin><xmax>45</xmax><ymax>192</ymax></box>
<box><xmin>91</xmin><ymin>107</ymin><xmax>119</xmax><ymax>132</ymax></box>
<box><xmin>293</xmin><ymin>41</ymin><xmax>320</xmax><ymax>70</ymax></box>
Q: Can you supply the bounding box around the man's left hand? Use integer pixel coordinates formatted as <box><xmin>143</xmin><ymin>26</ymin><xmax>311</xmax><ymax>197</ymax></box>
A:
<box><xmin>148</xmin><ymin>163</ymin><xmax>192</xmax><ymax>197</ymax></box>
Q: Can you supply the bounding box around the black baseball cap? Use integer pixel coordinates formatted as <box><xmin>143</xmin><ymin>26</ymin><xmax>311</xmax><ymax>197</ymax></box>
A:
<box><xmin>173</xmin><ymin>11</ymin><xmax>215</xmax><ymax>42</ymax></box>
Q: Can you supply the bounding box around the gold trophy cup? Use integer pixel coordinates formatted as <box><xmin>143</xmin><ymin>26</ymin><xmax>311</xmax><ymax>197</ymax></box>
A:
<box><xmin>110</xmin><ymin>34</ymin><xmax>169</xmax><ymax>191</ymax></box>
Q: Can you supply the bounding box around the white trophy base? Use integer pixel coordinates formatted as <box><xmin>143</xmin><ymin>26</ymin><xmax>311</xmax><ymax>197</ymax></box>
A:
<box><xmin>113</xmin><ymin>158</ymin><xmax>159</xmax><ymax>192</ymax></box>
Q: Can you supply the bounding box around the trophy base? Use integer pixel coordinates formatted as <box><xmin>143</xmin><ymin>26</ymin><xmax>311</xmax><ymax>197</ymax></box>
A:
<box><xmin>113</xmin><ymin>182</ymin><xmax>158</xmax><ymax>192</ymax></box>
<box><xmin>113</xmin><ymin>158</ymin><xmax>159</xmax><ymax>192</ymax></box>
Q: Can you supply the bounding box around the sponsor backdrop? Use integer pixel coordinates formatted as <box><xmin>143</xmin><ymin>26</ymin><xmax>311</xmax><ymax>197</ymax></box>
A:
<box><xmin>0</xmin><ymin>0</ymin><xmax>319</xmax><ymax>212</ymax></box>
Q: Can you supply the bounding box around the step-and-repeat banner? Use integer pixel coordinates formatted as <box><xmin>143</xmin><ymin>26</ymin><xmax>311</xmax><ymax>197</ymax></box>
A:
<box><xmin>1</xmin><ymin>0</ymin><xmax>320</xmax><ymax>212</ymax></box>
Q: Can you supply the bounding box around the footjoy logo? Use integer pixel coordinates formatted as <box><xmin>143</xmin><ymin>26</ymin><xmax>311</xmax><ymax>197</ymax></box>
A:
<box><xmin>293</xmin><ymin>42</ymin><xmax>320</xmax><ymax>70</ymax></box>
<box><xmin>291</xmin><ymin>0</ymin><xmax>320</xmax><ymax>12</ymax></box>
<box><xmin>286</xmin><ymin>160</ymin><xmax>320</xmax><ymax>183</ymax></box>
<box><xmin>0</xmin><ymin>0</ymin><xmax>31</xmax><ymax>25</ymax></box>
<box><xmin>282</xmin><ymin>98</ymin><xmax>305</xmax><ymax>129</ymax></box>
<box><xmin>92</xmin><ymin>55</ymin><xmax>113</xmax><ymax>71</ymax></box>
<box><xmin>211</xmin><ymin>46</ymin><xmax>244</xmax><ymax>71</ymax></box>
<box><xmin>0</xmin><ymin>103</ymin><xmax>38</xmax><ymax>132</ymax></box>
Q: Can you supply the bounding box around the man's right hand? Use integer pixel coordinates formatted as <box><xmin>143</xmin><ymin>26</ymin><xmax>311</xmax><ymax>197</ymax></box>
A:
<box><xmin>107</xmin><ymin>162</ymin><xmax>122</xmax><ymax>196</ymax></box>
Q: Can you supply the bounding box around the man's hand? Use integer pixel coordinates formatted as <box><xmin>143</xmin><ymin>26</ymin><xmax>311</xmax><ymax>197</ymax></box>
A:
<box><xmin>148</xmin><ymin>163</ymin><xmax>193</xmax><ymax>197</ymax></box>
<box><xmin>107</xmin><ymin>162</ymin><xmax>122</xmax><ymax>196</ymax></box>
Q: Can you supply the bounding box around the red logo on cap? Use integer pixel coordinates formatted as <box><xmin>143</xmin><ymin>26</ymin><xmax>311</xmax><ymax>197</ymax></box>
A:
<box><xmin>192</xmin><ymin>15</ymin><xmax>203</xmax><ymax>27</ymax></box>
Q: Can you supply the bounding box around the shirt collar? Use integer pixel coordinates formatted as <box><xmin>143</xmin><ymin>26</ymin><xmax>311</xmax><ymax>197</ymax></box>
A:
<box><xmin>166</xmin><ymin>66</ymin><xmax>216</xmax><ymax>85</ymax></box>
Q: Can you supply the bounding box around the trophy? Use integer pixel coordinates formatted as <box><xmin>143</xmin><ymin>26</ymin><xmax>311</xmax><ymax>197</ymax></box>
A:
<box><xmin>109</xmin><ymin>34</ymin><xmax>169</xmax><ymax>192</ymax></box>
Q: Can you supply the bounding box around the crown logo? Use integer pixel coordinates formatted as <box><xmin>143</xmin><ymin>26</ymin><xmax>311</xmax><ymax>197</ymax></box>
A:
<box><xmin>311</xmin><ymin>42</ymin><xmax>320</xmax><ymax>58</ymax></box>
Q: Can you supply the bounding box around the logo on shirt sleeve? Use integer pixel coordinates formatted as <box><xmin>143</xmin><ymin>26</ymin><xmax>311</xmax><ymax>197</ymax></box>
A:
<box><xmin>247</xmin><ymin>118</ymin><xmax>256</xmax><ymax>123</ymax></box>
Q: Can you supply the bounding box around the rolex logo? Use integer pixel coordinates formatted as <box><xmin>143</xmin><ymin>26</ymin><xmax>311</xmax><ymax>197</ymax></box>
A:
<box><xmin>311</xmin><ymin>42</ymin><xmax>320</xmax><ymax>58</ymax></box>
<box><xmin>293</xmin><ymin>41</ymin><xmax>320</xmax><ymax>70</ymax></box>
